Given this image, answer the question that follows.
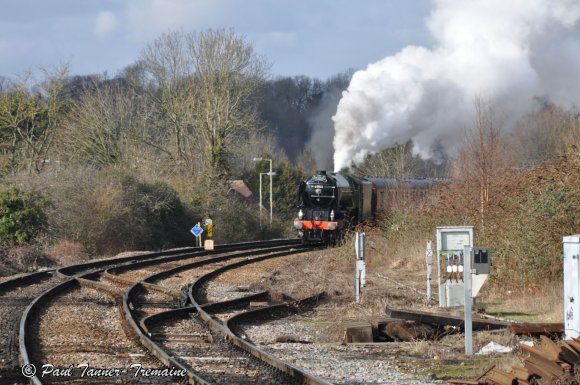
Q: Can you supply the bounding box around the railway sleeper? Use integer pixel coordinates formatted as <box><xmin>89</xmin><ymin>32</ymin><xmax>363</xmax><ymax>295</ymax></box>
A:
<box><xmin>450</xmin><ymin>336</ymin><xmax>580</xmax><ymax>385</ymax></box>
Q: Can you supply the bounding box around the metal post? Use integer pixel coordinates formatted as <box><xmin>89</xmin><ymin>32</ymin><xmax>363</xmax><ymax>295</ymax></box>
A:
<box><xmin>564</xmin><ymin>235</ymin><xmax>580</xmax><ymax>339</ymax></box>
<box><xmin>359</xmin><ymin>233</ymin><xmax>366</xmax><ymax>287</ymax></box>
<box><xmin>269</xmin><ymin>159</ymin><xmax>273</xmax><ymax>225</ymax></box>
<box><xmin>259</xmin><ymin>173</ymin><xmax>263</xmax><ymax>227</ymax></box>
<box><xmin>355</xmin><ymin>233</ymin><xmax>366</xmax><ymax>302</ymax></box>
<box><xmin>355</xmin><ymin>266</ymin><xmax>361</xmax><ymax>303</ymax></box>
<box><xmin>463</xmin><ymin>245</ymin><xmax>473</xmax><ymax>355</ymax></box>
<box><xmin>253</xmin><ymin>157</ymin><xmax>273</xmax><ymax>226</ymax></box>
<box><xmin>426</xmin><ymin>241</ymin><xmax>433</xmax><ymax>301</ymax></box>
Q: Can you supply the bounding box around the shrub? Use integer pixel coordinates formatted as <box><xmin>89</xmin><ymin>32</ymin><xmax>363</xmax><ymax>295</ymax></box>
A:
<box><xmin>48</xmin><ymin>170</ymin><xmax>196</xmax><ymax>256</ymax></box>
<box><xmin>104</xmin><ymin>175</ymin><xmax>195</xmax><ymax>253</ymax></box>
<box><xmin>0</xmin><ymin>189</ymin><xmax>49</xmax><ymax>246</ymax></box>
<box><xmin>0</xmin><ymin>244</ymin><xmax>54</xmax><ymax>276</ymax></box>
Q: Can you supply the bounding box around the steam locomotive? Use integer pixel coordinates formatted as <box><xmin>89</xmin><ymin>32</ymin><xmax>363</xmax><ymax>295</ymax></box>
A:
<box><xmin>293</xmin><ymin>171</ymin><xmax>434</xmax><ymax>244</ymax></box>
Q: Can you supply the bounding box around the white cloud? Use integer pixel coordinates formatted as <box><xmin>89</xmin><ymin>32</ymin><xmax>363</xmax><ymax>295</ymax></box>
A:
<box><xmin>94</xmin><ymin>11</ymin><xmax>118</xmax><ymax>39</ymax></box>
<box><xmin>332</xmin><ymin>0</ymin><xmax>580</xmax><ymax>171</ymax></box>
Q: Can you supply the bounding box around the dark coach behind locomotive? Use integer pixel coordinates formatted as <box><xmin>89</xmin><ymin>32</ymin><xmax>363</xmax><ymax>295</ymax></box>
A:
<box><xmin>294</xmin><ymin>171</ymin><xmax>434</xmax><ymax>244</ymax></box>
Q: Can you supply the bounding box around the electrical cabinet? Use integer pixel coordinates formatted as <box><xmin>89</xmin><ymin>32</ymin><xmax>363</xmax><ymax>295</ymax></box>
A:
<box><xmin>473</xmin><ymin>248</ymin><xmax>491</xmax><ymax>275</ymax></box>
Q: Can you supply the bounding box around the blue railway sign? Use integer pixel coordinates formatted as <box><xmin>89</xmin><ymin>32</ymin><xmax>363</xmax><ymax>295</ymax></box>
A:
<box><xmin>190</xmin><ymin>223</ymin><xmax>204</xmax><ymax>237</ymax></box>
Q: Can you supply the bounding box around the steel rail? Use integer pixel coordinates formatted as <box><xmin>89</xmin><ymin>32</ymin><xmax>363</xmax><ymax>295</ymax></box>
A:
<box><xmin>57</xmin><ymin>239</ymin><xmax>299</xmax><ymax>277</ymax></box>
<box><xmin>225</xmin><ymin>292</ymin><xmax>327</xmax><ymax>332</ymax></box>
<box><xmin>141</xmin><ymin>243</ymin><xmax>302</xmax><ymax>286</ymax></box>
<box><xmin>16</xmin><ymin>248</ymin><xmax>199</xmax><ymax>385</ymax></box>
<box><xmin>141</xmin><ymin>291</ymin><xmax>270</xmax><ymax>334</ymax></box>
<box><xmin>186</xmin><ymin>245</ymin><xmax>334</xmax><ymax>385</ymax></box>
<box><xmin>116</xmin><ymin>239</ymin><xmax>299</xmax><ymax>276</ymax></box>
<box><xmin>19</xmin><ymin>278</ymin><xmax>79</xmax><ymax>385</ymax></box>
<box><xmin>16</xmin><ymin>239</ymin><xmax>301</xmax><ymax>385</ymax></box>
<box><xmin>0</xmin><ymin>270</ymin><xmax>55</xmax><ymax>295</ymax></box>
<box><xmin>121</xmin><ymin>243</ymin><xmax>308</xmax><ymax>384</ymax></box>
<box><xmin>122</xmin><ymin>282</ymin><xmax>204</xmax><ymax>385</ymax></box>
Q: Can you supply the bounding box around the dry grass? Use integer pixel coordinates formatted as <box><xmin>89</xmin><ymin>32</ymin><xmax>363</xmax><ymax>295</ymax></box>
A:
<box><xmin>47</xmin><ymin>240</ymin><xmax>90</xmax><ymax>266</ymax></box>
<box><xmin>0</xmin><ymin>245</ymin><xmax>55</xmax><ymax>277</ymax></box>
<box><xmin>479</xmin><ymin>281</ymin><xmax>563</xmax><ymax>323</ymax></box>
<box><xmin>257</xmin><ymin>229</ymin><xmax>564</xmax><ymax>381</ymax></box>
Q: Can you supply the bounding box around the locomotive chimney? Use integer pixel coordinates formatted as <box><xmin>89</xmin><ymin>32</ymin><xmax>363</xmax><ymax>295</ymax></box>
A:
<box><xmin>317</xmin><ymin>170</ymin><xmax>327</xmax><ymax>175</ymax></box>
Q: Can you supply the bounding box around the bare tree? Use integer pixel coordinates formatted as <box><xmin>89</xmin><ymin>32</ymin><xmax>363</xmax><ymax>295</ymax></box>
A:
<box><xmin>138</xmin><ymin>29</ymin><xmax>269</xmax><ymax>179</ymax></box>
<box><xmin>139</xmin><ymin>30</ymin><xmax>197</xmax><ymax>170</ymax></box>
<box><xmin>451</xmin><ymin>97</ymin><xmax>506</xmax><ymax>237</ymax></box>
<box><xmin>354</xmin><ymin>141</ymin><xmax>414</xmax><ymax>178</ymax></box>
<box><xmin>0</xmin><ymin>66</ymin><xmax>69</xmax><ymax>174</ymax></box>
<box><xmin>189</xmin><ymin>29</ymin><xmax>270</xmax><ymax>178</ymax></box>
<box><xmin>61</xmin><ymin>80</ymin><xmax>135</xmax><ymax>168</ymax></box>
<box><xmin>506</xmin><ymin>106</ymin><xmax>580</xmax><ymax>166</ymax></box>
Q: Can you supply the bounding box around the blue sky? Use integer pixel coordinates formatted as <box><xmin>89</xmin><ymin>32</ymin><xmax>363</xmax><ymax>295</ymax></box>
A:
<box><xmin>0</xmin><ymin>0</ymin><xmax>431</xmax><ymax>80</ymax></box>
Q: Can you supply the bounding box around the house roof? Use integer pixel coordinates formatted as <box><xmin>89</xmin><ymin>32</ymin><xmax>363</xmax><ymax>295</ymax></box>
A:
<box><xmin>229</xmin><ymin>180</ymin><xmax>253</xmax><ymax>199</ymax></box>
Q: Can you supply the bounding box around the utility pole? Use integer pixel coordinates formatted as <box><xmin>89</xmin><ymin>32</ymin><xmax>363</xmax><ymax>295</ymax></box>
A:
<box><xmin>253</xmin><ymin>157</ymin><xmax>275</xmax><ymax>226</ymax></box>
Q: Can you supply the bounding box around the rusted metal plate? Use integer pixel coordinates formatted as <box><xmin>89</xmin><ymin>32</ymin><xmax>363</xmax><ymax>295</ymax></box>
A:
<box><xmin>507</xmin><ymin>323</ymin><xmax>564</xmax><ymax>335</ymax></box>
<box><xmin>455</xmin><ymin>338</ymin><xmax>580</xmax><ymax>385</ymax></box>
<box><xmin>485</xmin><ymin>368</ymin><xmax>516</xmax><ymax>385</ymax></box>
<box><xmin>538</xmin><ymin>335</ymin><xmax>561</xmax><ymax>361</ymax></box>
<box><xmin>520</xmin><ymin>343</ymin><xmax>564</xmax><ymax>376</ymax></box>
<box><xmin>523</xmin><ymin>360</ymin><xmax>555</xmax><ymax>385</ymax></box>
<box><xmin>511</xmin><ymin>365</ymin><xmax>530</xmax><ymax>381</ymax></box>
<box><xmin>560</xmin><ymin>341</ymin><xmax>580</xmax><ymax>364</ymax></box>
<box><xmin>388</xmin><ymin>308</ymin><xmax>508</xmax><ymax>330</ymax></box>
<box><xmin>383</xmin><ymin>321</ymin><xmax>435</xmax><ymax>341</ymax></box>
<box><xmin>524</xmin><ymin>358</ymin><xmax>559</xmax><ymax>381</ymax></box>
<box><xmin>566</xmin><ymin>339</ymin><xmax>580</xmax><ymax>354</ymax></box>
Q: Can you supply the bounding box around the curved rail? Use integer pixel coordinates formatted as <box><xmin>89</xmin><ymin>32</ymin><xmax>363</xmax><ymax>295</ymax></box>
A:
<box><xmin>17</xmin><ymin>238</ymin><xmax>304</xmax><ymax>385</ymax></box>
<box><xmin>17</xmin><ymin>244</ymin><xmax>212</xmax><ymax>384</ymax></box>
<box><xmin>121</xmin><ymin>243</ymin><xmax>308</xmax><ymax>384</ymax></box>
<box><xmin>19</xmin><ymin>279</ymin><xmax>79</xmax><ymax>385</ymax></box>
<box><xmin>185</xmin><ymin>246</ymin><xmax>334</xmax><ymax>385</ymax></box>
<box><xmin>0</xmin><ymin>270</ymin><xmax>55</xmax><ymax>295</ymax></box>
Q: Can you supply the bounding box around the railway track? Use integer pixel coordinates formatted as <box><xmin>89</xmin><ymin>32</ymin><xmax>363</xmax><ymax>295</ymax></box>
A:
<box><xmin>1</xmin><ymin>247</ymin><xmax>202</xmax><ymax>384</ymax></box>
<box><xmin>122</xmin><ymin>243</ymin><xmax>330</xmax><ymax>384</ymax></box>
<box><xmin>0</xmin><ymin>271</ymin><xmax>63</xmax><ymax>384</ymax></box>
<box><xmin>3</xmin><ymin>239</ymin><xmax>338</xmax><ymax>384</ymax></box>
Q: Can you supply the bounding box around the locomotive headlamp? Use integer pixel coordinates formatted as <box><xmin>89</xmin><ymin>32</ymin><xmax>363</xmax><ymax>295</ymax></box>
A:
<box><xmin>330</xmin><ymin>210</ymin><xmax>335</xmax><ymax>221</ymax></box>
<box><xmin>315</xmin><ymin>188</ymin><xmax>322</xmax><ymax>195</ymax></box>
<box><xmin>298</xmin><ymin>209</ymin><xmax>303</xmax><ymax>219</ymax></box>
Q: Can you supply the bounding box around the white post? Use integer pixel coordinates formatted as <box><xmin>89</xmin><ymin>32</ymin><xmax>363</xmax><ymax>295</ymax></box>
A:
<box><xmin>355</xmin><ymin>264</ymin><xmax>361</xmax><ymax>303</ymax></box>
<box><xmin>463</xmin><ymin>245</ymin><xmax>473</xmax><ymax>355</ymax></box>
<box><xmin>355</xmin><ymin>233</ymin><xmax>366</xmax><ymax>302</ymax></box>
<box><xmin>426</xmin><ymin>240</ymin><xmax>433</xmax><ymax>301</ymax></box>
<box><xmin>269</xmin><ymin>159</ymin><xmax>273</xmax><ymax>225</ymax></box>
<box><xmin>253</xmin><ymin>157</ymin><xmax>272</xmax><ymax>227</ymax></box>
<box><xmin>259</xmin><ymin>173</ymin><xmax>263</xmax><ymax>227</ymax></box>
<box><xmin>198</xmin><ymin>222</ymin><xmax>203</xmax><ymax>247</ymax></box>
<box><xmin>360</xmin><ymin>233</ymin><xmax>366</xmax><ymax>287</ymax></box>
<box><xmin>564</xmin><ymin>235</ymin><xmax>580</xmax><ymax>339</ymax></box>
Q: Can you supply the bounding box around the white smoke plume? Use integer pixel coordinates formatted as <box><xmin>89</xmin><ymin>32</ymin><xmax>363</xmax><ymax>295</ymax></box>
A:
<box><xmin>332</xmin><ymin>0</ymin><xmax>580</xmax><ymax>171</ymax></box>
